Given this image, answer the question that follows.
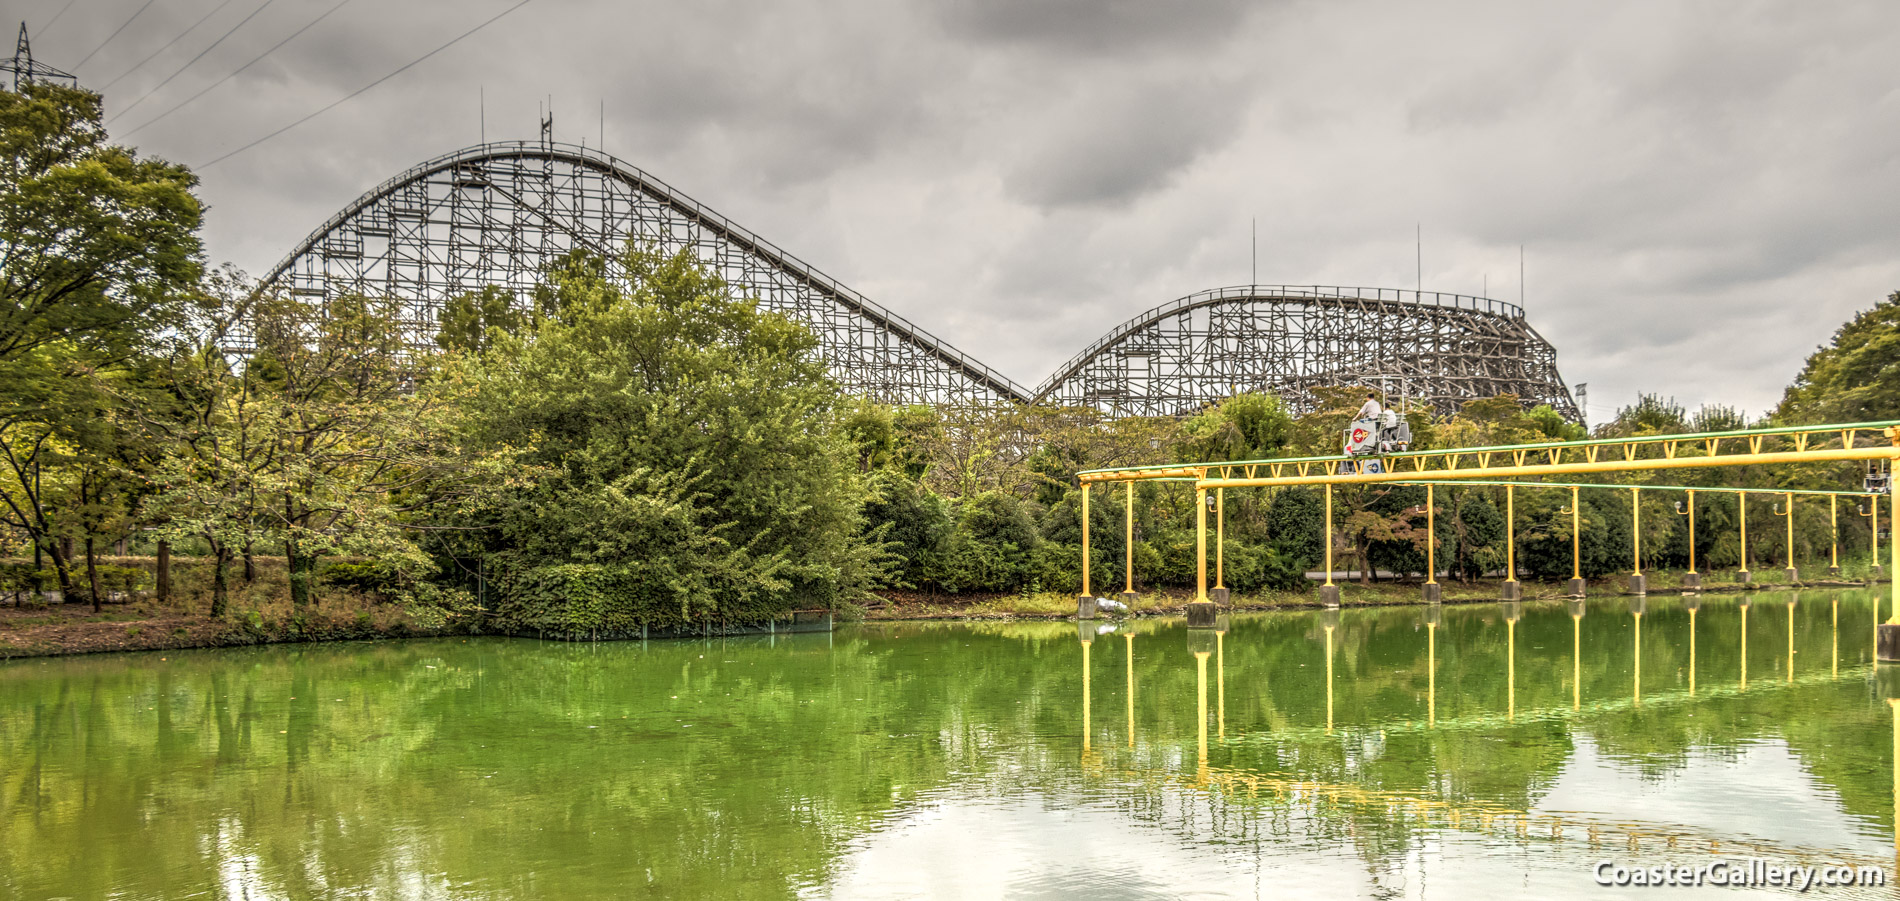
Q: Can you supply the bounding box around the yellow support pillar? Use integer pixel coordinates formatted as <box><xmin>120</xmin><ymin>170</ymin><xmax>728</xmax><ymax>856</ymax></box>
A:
<box><xmin>1502</xmin><ymin>486</ymin><xmax>1521</xmax><ymax>600</ymax></box>
<box><xmin>1424</xmin><ymin>484</ymin><xmax>1441</xmax><ymax>603</ymax></box>
<box><xmin>1629</xmin><ymin>487</ymin><xmax>1647</xmax><ymax>595</ymax></box>
<box><xmin>1862</xmin><ymin>495</ymin><xmax>1880</xmax><ymax>580</ymax></box>
<box><xmin>1215</xmin><ymin>488</ymin><xmax>1226</xmax><ymax>598</ymax></box>
<box><xmin>1890</xmin><ymin>487</ymin><xmax>1900</xmax><ymax>626</ymax></box>
<box><xmin>1320</xmin><ymin>485</ymin><xmax>1340</xmax><ymax>605</ymax></box>
<box><xmin>1562</xmin><ymin>486</ymin><xmax>1583</xmax><ymax>597</ymax></box>
<box><xmin>1831</xmin><ymin>494</ymin><xmax>1840</xmax><ymax>576</ymax></box>
<box><xmin>1077</xmin><ymin>485</ymin><xmax>1093</xmax><ymax>618</ymax></box>
<box><xmin>1195</xmin><ymin>485</ymin><xmax>1208</xmax><ymax>603</ymax></box>
<box><xmin>1778</xmin><ymin>492</ymin><xmax>1798</xmax><ymax>582</ymax></box>
<box><xmin>1677</xmin><ymin>490</ymin><xmax>1700</xmax><ymax>590</ymax></box>
<box><xmin>1739</xmin><ymin>492</ymin><xmax>1752</xmax><ymax>584</ymax></box>
<box><xmin>1122</xmin><ymin>482</ymin><xmax>1137</xmax><ymax>603</ymax></box>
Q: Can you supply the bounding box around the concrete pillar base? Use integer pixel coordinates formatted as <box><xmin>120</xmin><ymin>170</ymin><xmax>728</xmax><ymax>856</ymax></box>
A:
<box><xmin>1422</xmin><ymin>582</ymin><xmax>1441</xmax><ymax>604</ymax></box>
<box><xmin>1500</xmin><ymin>580</ymin><xmax>1522</xmax><ymax>601</ymax></box>
<box><xmin>1210</xmin><ymin>587</ymin><xmax>1230</xmax><ymax>605</ymax></box>
<box><xmin>1077</xmin><ymin>595</ymin><xmax>1097</xmax><ymax>619</ymax></box>
<box><xmin>1738</xmin><ymin>570</ymin><xmax>1753</xmax><ymax>584</ymax></box>
<box><xmin>1681</xmin><ymin>572</ymin><xmax>1701</xmax><ymax>591</ymax></box>
<box><xmin>1786</xmin><ymin>567</ymin><xmax>1800</xmax><ymax>583</ymax></box>
<box><xmin>1318</xmin><ymin>584</ymin><xmax>1341</xmax><ymax>607</ymax></box>
<box><xmin>1879</xmin><ymin>623</ymin><xmax>1900</xmax><ymax>663</ymax></box>
<box><xmin>1120</xmin><ymin>590</ymin><xmax>1139</xmax><ymax>606</ymax></box>
<box><xmin>1186</xmin><ymin>601</ymin><xmax>1218</xmax><ymax>629</ymax></box>
<box><xmin>1872</xmin><ymin>565</ymin><xmax>1884</xmax><ymax>580</ymax></box>
<box><xmin>1628</xmin><ymin>573</ymin><xmax>1648</xmax><ymax>595</ymax></box>
<box><xmin>1829</xmin><ymin>566</ymin><xmax>1841</xmax><ymax>577</ymax></box>
<box><xmin>1566</xmin><ymin>577</ymin><xmax>1587</xmax><ymax>598</ymax></box>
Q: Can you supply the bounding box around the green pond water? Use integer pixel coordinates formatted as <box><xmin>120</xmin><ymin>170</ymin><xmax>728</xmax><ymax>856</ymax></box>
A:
<box><xmin>5</xmin><ymin>589</ymin><xmax>1900</xmax><ymax>899</ymax></box>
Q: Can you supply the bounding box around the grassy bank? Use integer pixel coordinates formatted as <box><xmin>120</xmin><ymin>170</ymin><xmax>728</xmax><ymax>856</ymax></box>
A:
<box><xmin>1</xmin><ymin>556</ymin><xmax>1884</xmax><ymax>660</ymax></box>
<box><xmin>0</xmin><ymin>556</ymin><xmax>465</xmax><ymax>660</ymax></box>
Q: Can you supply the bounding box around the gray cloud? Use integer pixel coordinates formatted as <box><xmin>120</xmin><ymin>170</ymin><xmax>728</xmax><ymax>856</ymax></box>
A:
<box><xmin>18</xmin><ymin>0</ymin><xmax>1900</xmax><ymax>423</ymax></box>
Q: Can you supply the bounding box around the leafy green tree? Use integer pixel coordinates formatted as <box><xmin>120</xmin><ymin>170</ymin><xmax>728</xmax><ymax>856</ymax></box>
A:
<box><xmin>0</xmin><ymin>82</ymin><xmax>202</xmax><ymax>364</ymax></box>
<box><xmin>1777</xmin><ymin>291</ymin><xmax>1900</xmax><ymax>424</ymax></box>
<box><xmin>466</xmin><ymin>245</ymin><xmax>880</xmax><ymax>631</ymax></box>
<box><xmin>434</xmin><ymin>285</ymin><xmax>524</xmax><ymax>353</ymax></box>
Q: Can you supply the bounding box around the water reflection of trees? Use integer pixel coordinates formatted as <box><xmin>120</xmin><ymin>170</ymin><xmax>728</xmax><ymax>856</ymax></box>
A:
<box><xmin>0</xmin><ymin>590</ymin><xmax>1890</xmax><ymax>897</ymax></box>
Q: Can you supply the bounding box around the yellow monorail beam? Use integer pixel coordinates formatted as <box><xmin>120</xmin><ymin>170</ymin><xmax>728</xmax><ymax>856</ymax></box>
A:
<box><xmin>1196</xmin><ymin>445</ymin><xmax>1900</xmax><ymax>489</ymax></box>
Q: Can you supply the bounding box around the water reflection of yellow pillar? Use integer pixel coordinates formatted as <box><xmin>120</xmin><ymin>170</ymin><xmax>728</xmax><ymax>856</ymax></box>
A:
<box><xmin>1787</xmin><ymin>597</ymin><xmax>1797</xmax><ymax>683</ymax></box>
<box><xmin>1426</xmin><ymin>605</ymin><xmax>1440</xmax><ymax>726</ymax></box>
<box><xmin>1324</xmin><ymin>616</ymin><xmax>1336</xmax><ymax>734</ymax></box>
<box><xmin>1509</xmin><ymin>617</ymin><xmax>1517</xmax><ymax>720</ymax></box>
<box><xmin>1216</xmin><ymin>628</ymin><xmax>1226</xmax><ymax>741</ymax></box>
<box><xmin>1125</xmin><ymin>632</ymin><xmax>1136</xmax><ymax>748</ymax></box>
<box><xmin>1080</xmin><ymin>628</ymin><xmax>1093</xmax><ymax>753</ymax></box>
<box><xmin>1572</xmin><ymin>604</ymin><xmax>1583</xmax><ymax>710</ymax></box>
<box><xmin>1688</xmin><ymin>602</ymin><xmax>1698</xmax><ymax>696</ymax></box>
<box><xmin>1195</xmin><ymin>646</ymin><xmax>1210</xmax><ymax>769</ymax></box>
<box><xmin>1890</xmin><ymin>697</ymin><xmax>1899</xmax><ymax>869</ymax></box>
<box><xmin>1503</xmin><ymin>601</ymin><xmax>1521</xmax><ymax>721</ymax></box>
<box><xmin>1632</xmin><ymin>600</ymin><xmax>1643</xmax><ymax>706</ymax></box>
<box><xmin>1741</xmin><ymin>599</ymin><xmax>1751</xmax><ymax>691</ymax></box>
<box><xmin>1833</xmin><ymin>596</ymin><xmax>1839</xmax><ymax>679</ymax></box>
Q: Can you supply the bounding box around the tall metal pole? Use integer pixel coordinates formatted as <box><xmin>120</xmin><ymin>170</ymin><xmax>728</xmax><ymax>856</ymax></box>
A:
<box><xmin>1631</xmin><ymin>487</ymin><xmax>1642</xmax><ymax>576</ymax></box>
<box><xmin>1426</xmin><ymin>484</ymin><xmax>1437</xmax><ymax>585</ymax></box>
<box><xmin>1740</xmin><ymin>492</ymin><xmax>1751</xmax><ymax>581</ymax></box>
<box><xmin>1506</xmin><ymin>485</ymin><xmax>1516</xmax><ymax>582</ymax></box>
<box><xmin>1124</xmin><ymin>482</ymin><xmax>1135</xmax><ymax>598</ymax></box>
<box><xmin>1832</xmin><ymin>494</ymin><xmax>1839</xmax><ymax>573</ymax></box>
<box><xmin>1571</xmin><ymin>486</ymin><xmax>1582</xmax><ymax>581</ymax></box>
<box><xmin>1687</xmin><ymin>490</ymin><xmax>1697</xmax><ymax>574</ymax></box>
<box><xmin>1215</xmin><ymin>487</ymin><xmax>1225</xmax><ymax>591</ymax></box>
<box><xmin>1080</xmin><ymin>484</ymin><xmax>1091</xmax><ymax>597</ymax></box>
<box><xmin>1785</xmin><ymin>492</ymin><xmax>1797</xmax><ymax>579</ymax></box>
<box><xmin>1889</xmin><ymin>489</ymin><xmax>1899</xmax><ymax>624</ymax></box>
<box><xmin>1324</xmin><ymin>485</ymin><xmax>1334</xmax><ymax>587</ymax></box>
<box><xmin>1196</xmin><ymin>486</ymin><xmax>1208</xmax><ymax>603</ymax></box>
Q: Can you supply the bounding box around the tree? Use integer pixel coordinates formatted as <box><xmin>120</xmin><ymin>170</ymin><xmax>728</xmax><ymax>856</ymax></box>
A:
<box><xmin>465</xmin><ymin>245</ymin><xmax>881</xmax><ymax>632</ymax></box>
<box><xmin>0</xmin><ymin>82</ymin><xmax>202</xmax><ymax>365</ymax></box>
<box><xmin>0</xmin><ymin>81</ymin><xmax>203</xmax><ymax>589</ymax></box>
<box><xmin>435</xmin><ymin>285</ymin><xmax>525</xmax><ymax>354</ymax></box>
<box><xmin>1777</xmin><ymin>291</ymin><xmax>1900</xmax><ymax>424</ymax></box>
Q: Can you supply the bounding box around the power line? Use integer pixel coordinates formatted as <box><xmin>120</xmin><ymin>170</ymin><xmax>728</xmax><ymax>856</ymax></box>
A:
<box><xmin>71</xmin><ymin>0</ymin><xmax>157</xmax><ymax>70</ymax></box>
<box><xmin>109</xmin><ymin>0</ymin><xmax>278</xmax><ymax>123</ymax></box>
<box><xmin>197</xmin><ymin>0</ymin><xmax>533</xmax><ymax>170</ymax></box>
<box><xmin>118</xmin><ymin>0</ymin><xmax>350</xmax><ymax>140</ymax></box>
<box><xmin>35</xmin><ymin>0</ymin><xmax>81</xmax><ymax>41</ymax></box>
<box><xmin>100</xmin><ymin>0</ymin><xmax>240</xmax><ymax>91</ymax></box>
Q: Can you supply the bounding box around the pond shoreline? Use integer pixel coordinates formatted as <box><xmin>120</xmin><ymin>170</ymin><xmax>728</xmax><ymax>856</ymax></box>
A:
<box><xmin>0</xmin><ymin>578</ymin><xmax>1879</xmax><ymax>660</ymax></box>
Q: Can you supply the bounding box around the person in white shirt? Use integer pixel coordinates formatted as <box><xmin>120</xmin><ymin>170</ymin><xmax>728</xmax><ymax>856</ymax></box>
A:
<box><xmin>1356</xmin><ymin>393</ymin><xmax>1382</xmax><ymax>421</ymax></box>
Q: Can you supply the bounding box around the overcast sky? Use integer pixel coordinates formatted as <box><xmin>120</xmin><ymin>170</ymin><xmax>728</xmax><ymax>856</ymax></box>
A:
<box><xmin>21</xmin><ymin>0</ymin><xmax>1900</xmax><ymax>422</ymax></box>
